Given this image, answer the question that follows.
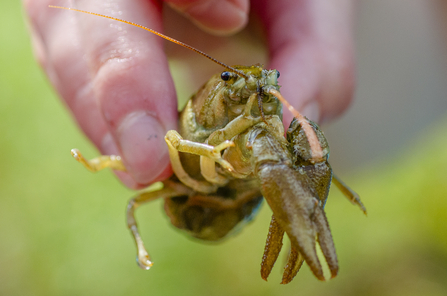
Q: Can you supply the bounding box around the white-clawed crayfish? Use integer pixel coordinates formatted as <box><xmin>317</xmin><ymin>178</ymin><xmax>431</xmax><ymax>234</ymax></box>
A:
<box><xmin>51</xmin><ymin>5</ymin><xmax>367</xmax><ymax>284</ymax></box>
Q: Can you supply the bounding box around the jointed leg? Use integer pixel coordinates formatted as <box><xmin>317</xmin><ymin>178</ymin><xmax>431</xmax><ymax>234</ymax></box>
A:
<box><xmin>333</xmin><ymin>175</ymin><xmax>367</xmax><ymax>215</ymax></box>
<box><xmin>200</xmin><ymin>156</ymin><xmax>229</xmax><ymax>186</ymax></box>
<box><xmin>207</xmin><ymin>93</ymin><xmax>263</xmax><ymax>146</ymax></box>
<box><xmin>165</xmin><ymin>131</ymin><xmax>234</xmax><ymax>193</ymax></box>
<box><xmin>200</xmin><ymin>93</ymin><xmax>265</xmax><ymax>183</ymax></box>
<box><xmin>71</xmin><ymin>149</ymin><xmax>126</xmax><ymax>172</ymax></box>
<box><xmin>127</xmin><ymin>181</ymin><xmax>192</xmax><ymax>270</ymax></box>
<box><xmin>165</xmin><ymin>94</ymin><xmax>267</xmax><ymax>189</ymax></box>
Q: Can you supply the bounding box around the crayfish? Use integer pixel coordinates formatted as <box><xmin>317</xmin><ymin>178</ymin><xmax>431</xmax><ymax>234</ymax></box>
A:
<box><xmin>52</xmin><ymin>5</ymin><xmax>367</xmax><ymax>284</ymax></box>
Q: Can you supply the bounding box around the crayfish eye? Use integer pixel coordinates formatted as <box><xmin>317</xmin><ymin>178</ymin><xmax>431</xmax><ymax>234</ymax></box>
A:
<box><xmin>221</xmin><ymin>71</ymin><xmax>232</xmax><ymax>81</ymax></box>
<box><xmin>276</xmin><ymin>71</ymin><xmax>280</xmax><ymax>79</ymax></box>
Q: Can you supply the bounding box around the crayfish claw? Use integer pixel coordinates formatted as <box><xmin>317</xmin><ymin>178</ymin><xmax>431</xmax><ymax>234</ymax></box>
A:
<box><xmin>260</xmin><ymin>215</ymin><xmax>284</xmax><ymax>281</ymax></box>
<box><xmin>314</xmin><ymin>206</ymin><xmax>339</xmax><ymax>278</ymax></box>
<box><xmin>281</xmin><ymin>246</ymin><xmax>304</xmax><ymax>284</ymax></box>
<box><xmin>285</xmin><ymin>209</ymin><xmax>325</xmax><ymax>281</ymax></box>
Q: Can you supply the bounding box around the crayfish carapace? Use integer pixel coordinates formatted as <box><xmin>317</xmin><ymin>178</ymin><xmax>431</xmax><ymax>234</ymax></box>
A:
<box><xmin>52</xmin><ymin>5</ymin><xmax>367</xmax><ymax>284</ymax></box>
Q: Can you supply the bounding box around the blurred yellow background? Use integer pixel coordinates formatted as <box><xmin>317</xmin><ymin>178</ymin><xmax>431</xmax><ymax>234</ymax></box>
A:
<box><xmin>1</xmin><ymin>1</ymin><xmax>446</xmax><ymax>295</ymax></box>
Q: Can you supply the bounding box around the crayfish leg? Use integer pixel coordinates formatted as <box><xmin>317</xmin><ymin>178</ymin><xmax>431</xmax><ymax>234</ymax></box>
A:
<box><xmin>70</xmin><ymin>149</ymin><xmax>126</xmax><ymax>172</ymax></box>
<box><xmin>127</xmin><ymin>181</ymin><xmax>192</xmax><ymax>270</ymax></box>
<box><xmin>281</xmin><ymin>246</ymin><xmax>305</xmax><ymax>284</ymax></box>
<box><xmin>333</xmin><ymin>174</ymin><xmax>367</xmax><ymax>215</ymax></box>
<box><xmin>165</xmin><ymin>130</ymin><xmax>237</xmax><ymax>194</ymax></box>
<box><xmin>260</xmin><ymin>215</ymin><xmax>285</xmax><ymax>281</ymax></box>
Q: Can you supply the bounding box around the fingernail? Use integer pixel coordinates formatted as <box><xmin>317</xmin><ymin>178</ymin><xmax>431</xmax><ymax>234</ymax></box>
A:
<box><xmin>117</xmin><ymin>111</ymin><xmax>169</xmax><ymax>184</ymax></box>
<box><xmin>302</xmin><ymin>101</ymin><xmax>320</xmax><ymax>123</ymax></box>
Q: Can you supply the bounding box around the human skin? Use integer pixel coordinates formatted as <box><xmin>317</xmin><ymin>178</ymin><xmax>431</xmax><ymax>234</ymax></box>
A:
<box><xmin>23</xmin><ymin>0</ymin><xmax>356</xmax><ymax>189</ymax></box>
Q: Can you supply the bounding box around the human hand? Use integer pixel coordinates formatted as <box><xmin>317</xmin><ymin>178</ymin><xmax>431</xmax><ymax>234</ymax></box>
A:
<box><xmin>24</xmin><ymin>0</ymin><xmax>355</xmax><ymax>188</ymax></box>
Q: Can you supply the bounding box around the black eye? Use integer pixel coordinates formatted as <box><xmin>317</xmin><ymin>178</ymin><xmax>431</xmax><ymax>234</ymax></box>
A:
<box><xmin>276</xmin><ymin>71</ymin><xmax>280</xmax><ymax>79</ymax></box>
<box><xmin>221</xmin><ymin>71</ymin><xmax>231</xmax><ymax>81</ymax></box>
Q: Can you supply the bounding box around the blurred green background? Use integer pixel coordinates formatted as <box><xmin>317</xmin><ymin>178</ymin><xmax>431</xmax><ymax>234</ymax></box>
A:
<box><xmin>1</xmin><ymin>1</ymin><xmax>447</xmax><ymax>295</ymax></box>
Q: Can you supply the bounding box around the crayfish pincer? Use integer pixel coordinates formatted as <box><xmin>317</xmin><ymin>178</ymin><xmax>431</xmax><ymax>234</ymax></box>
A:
<box><xmin>254</xmin><ymin>118</ymin><xmax>338</xmax><ymax>283</ymax></box>
<box><xmin>54</xmin><ymin>5</ymin><xmax>367</xmax><ymax>284</ymax></box>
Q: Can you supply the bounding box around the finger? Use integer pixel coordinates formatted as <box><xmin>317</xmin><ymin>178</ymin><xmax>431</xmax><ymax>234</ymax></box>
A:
<box><xmin>24</xmin><ymin>0</ymin><xmax>142</xmax><ymax>188</ymax></box>
<box><xmin>253</xmin><ymin>0</ymin><xmax>356</xmax><ymax>124</ymax></box>
<box><xmin>165</xmin><ymin>0</ymin><xmax>249</xmax><ymax>35</ymax></box>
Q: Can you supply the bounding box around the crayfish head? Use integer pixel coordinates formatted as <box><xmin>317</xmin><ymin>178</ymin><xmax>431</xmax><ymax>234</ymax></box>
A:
<box><xmin>221</xmin><ymin>65</ymin><xmax>282</xmax><ymax>120</ymax></box>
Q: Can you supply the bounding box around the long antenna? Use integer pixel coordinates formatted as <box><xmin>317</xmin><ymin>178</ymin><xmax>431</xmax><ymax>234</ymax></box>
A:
<box><xmin>48</xmin><ymin>5</ymin><xmax>249</xmax><ymax>79</ymax></box>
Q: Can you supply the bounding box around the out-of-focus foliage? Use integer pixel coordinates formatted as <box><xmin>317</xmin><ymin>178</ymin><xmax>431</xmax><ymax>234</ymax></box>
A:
<box><xmin>1</xmin><ymin>1</ymin><xmax>446</xmax><ymax>295</ymax></box>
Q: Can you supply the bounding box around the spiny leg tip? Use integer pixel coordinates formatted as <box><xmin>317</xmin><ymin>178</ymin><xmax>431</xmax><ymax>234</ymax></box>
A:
<box><xmin>136</xmin><ymin>256</ymin><xmax>153</xmax><ymax>270</ymax></box>
<box><xmin>70</xmin><ymin>149</ymin><xmax>82</xmax><ymax>161</ymax></box>
<box><xmin>361</xmin><ymin>206</ymin><xmax>368</xmax><ymax>216</ymax></box>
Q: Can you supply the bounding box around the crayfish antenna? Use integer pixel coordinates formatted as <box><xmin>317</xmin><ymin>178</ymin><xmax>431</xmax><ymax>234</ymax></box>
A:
<box><xmin>267</xmin><ymin>89</ymin><xmax>324</xmax><ymax>163</ymax></box>
<box><xmin>48</xmin><ymin>5</ymin><xmax>248</xmax><ymax>79</ymax></box>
